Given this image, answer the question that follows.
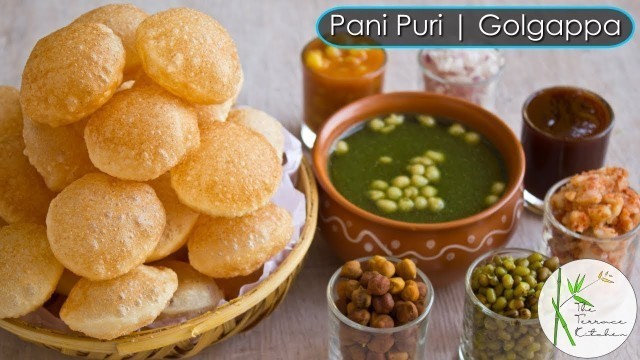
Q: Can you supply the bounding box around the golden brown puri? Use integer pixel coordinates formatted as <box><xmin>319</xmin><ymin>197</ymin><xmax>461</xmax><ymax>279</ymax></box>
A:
<box><xmin>153</xmin><ymin>260</ymin><xmax>223</xmax><ymax>320</ymax></box>
<box><xmin>55</xmin><ymin>269</ymin><xmax>80</xmax><ymax>297</ymax></box>
<box><xmin>0</xmin><ymin>135</ymin><xmax>55</xmax><ymax>224</ymax></box>
<box><xmin>194</xmin><ymin>70</ymin><xmax>243</xmax><ymax>125</ymax></box>
<box><xmin>23</xmin><ymin>117</ymin><xmax>96</xmax><ymax>192</ymax></box>
<box><xmin>188</xmin><ymin>204</ymin><xmax>293</xmax><ymax>278</ymax></box>
<box><xmin>146</xmin><ymin>174</ymin><xmax>199</xmax><ymax>262</ymax></box>
<box><xmin>0</xmin><ymin>86</ymin><xmax>23</xmax><ymax>142</ymax></box>
<box><xmin>20</xmin><ymin>23</ymin><xmax>125</xmax><ymax>127</ymax></box>
<box><xmin>171</xmin><ymin>121</ymin><xmax>281</xmax><ymax>217</ymax></box>
<box><xmin>46</xmin><ymin>173</ymin><xmax>166</xmax><ymax>281</ymax></box>
<box><xmin>136</xmin><ymin>8</ymin><xmax>243</xmax><ymax>104</ymax></box>
<box><xmin>228</xmin><ymin>107</ymin><xmax>284</xmax><ymax>161</ymax></box>
<box><xmin>60</xmin><ymin>265</ymin><xmax>178</xmax><ymax>340</ymax></box>
<box><xmin>72</xmin><ymin>4</ymin><xmax>148</xmax><ymax>80</ymax></box>
<box><xmin>84</xmin><ymin>84</ymin><xmax>200</xmax><ymax>181</ymax></box>
<box><xmin>0</xmin><ymin>223</ymin><xmax>64</xmax><ymax>318</ymax></box>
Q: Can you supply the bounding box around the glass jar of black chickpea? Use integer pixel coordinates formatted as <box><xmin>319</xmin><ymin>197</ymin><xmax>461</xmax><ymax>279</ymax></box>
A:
<box><xmin>458</xmin><ymin>248</ymin><xmax>559</xmax><ymax>360</ymax></box>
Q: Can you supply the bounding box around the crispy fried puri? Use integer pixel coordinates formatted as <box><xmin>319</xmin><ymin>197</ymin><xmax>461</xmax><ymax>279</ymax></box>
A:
<box><xmin>60</xmin><ymin>265</ymin><xmax>177</xmax><ymax>340</ymax></box>
<box><xmin>20</xmin><ymin>22</ymin><xmax>125</xmax><ymax>127</ymax></box>
<box><xmin>0</xmin><ymin>223</ymin><xmax>64</xmax><ymax>318</ymax></box>
<box><xmin>171</xmin><ymin>121</ymin><xmax>281</xmax><ymax>217</ymax></box>
<box><xmin>84</xmin><ymin>84</ymin><xmax>200</xmax><ymax>181</ymax></box>
<box><xmin>136</xmin><ymin>8</ymin><xmax>242</xmax><ymax>104</ymax></box>
<box><xmin>146</xmin><ymin>174</ymin><xmax>199</xmax><ymax>262</ymax></box>
<box><xmin>188</xmin><ymin>204</ymin><xmax>293</xmax><ymax>278</ymax></box>
<box><xmin>228</xmin><ymin>107</ymin><xmax>284</xmax><ymax>161</ymax></box>
<box><xmin>0</xmin><ymin>86</ymin><xmax>23</xmax><ymax>142</ymax></box>
<box><xmin>72</xmin><ymin>4</ymin><xmax>148</xmax><ymax>80</ymax></box>
<box><xmin>46</xmin><ymin>173</ymin><xmax>166</xmax><ymax>280</ymax></box>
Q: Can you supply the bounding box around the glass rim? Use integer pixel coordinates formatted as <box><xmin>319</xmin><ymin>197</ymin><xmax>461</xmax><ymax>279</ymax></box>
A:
<box><xmin>522</xmin><ymin>86</ymin><xmax>615</xmax><ymax>143</ymax></box>
<box><xmin>543</xmin><ymin>176</ymin><xmax>640</xmax><ymax>242</ymax></box>
<box><xmin>417</xmin><ymin>48</ymin><xmax>505</xmax><ymax>87</ymax></box>
<box><xmin>301</xmin><ymin>37</ymin><xmax>387</xmax><ymax>81</ymax></box>
<box><xmin>327</xmin><ymin>256</ymin><xmax>435</xmax><ymax>334</ymax></box>
<box><xmin>464</xmin><ymin>247</ymin><xmax>541</xmax><ymax>325</ymax></box>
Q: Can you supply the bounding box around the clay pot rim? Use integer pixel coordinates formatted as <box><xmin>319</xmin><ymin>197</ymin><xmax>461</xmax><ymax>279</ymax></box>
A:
<box><xmin>312</xmin><ymin>91</ymin><xmax>525</xmax><ymax>231</ymax></box>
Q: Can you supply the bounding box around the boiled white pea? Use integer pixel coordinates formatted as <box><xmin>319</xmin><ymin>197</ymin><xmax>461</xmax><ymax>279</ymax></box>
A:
<box><xmin>380</xmin><ymin>124</ymin><xmax>396</xmax><ymax>134</ymax></box>
<box><xmin>386</xmin><ymin>186</ymin><xmax>402</xmax><ymax>200</ymax></box>
<box><xmin>368</xmin><ymin>118</ymin><xmax>385</xmax><ymax>131</ymax></box>
<box><xmin>448</xmin><ymin>123</ymin><xmax>465</xmax><ymax>136</ymax></box>
<box><xmin>485</xmin><ymin>194</ymin><xmax>499</xmax><ymax>206</ymax></box>
<box><xmin>385</xmin><ymin>113</ymin><xmax>404</xmax><ymax>126</ymax></box>
<box><xmin>410</xmin><ymin>156</ymin><xmax>434</xmax><ymax>166</ymax></box>
<box><xmin>404</xmin><ymin>186</ymin><xmax>419</xmax><ymax>199</ymax></box>
<box><xmin>491</xmin><ymin>181</ymin><xmax>506</xmax><ymax>195</ymax></box>
<box><xmin>391</xmin><ymin>176</ymin><xmax>410</xmax><ymax>188</ymax></box>
<box><xmin>428</xmin><ymin>197</ymin><xmax>445</xmax><ymax>211</ymax></box>
<box><xmin>417</xmin><ymin>115</ymin><xmax>436</xmax><ymax>127</ymax></box>
<box><xmin>408</xmin><ymin>164</ymin><xmax>425</xmax><ymax>175</ymax></box>
<box><xmin>414</xmin><ymin>196</ymin><xmax>428</xmax><ymax>210</ymax></box>
<box><xmin>367</xmin><ymin>190</ymin><xmax>386</xmax><ymax>201</ymax></box>
<box><xmin>335</xmin><ymin>140</ymin><xmax>349</xmax><ymax>155</ymax></box>
<box><xmin>370</xmin><ymin>180</ymin><xmax>388</xmax><ymax>190</ymax></box>
<box><xmin>411</xmin><ymin>174</ymin><xmax>429</xmax><ymax>187</ymax></box>
<box><xmin>425</xmin><ymin>150</ymin><xmax>445</xmax><ymax>163</ymax></box>
<box><xmin>464</xmin><ymin>132</ymin><xmax>480</xmax><ymax>145</ymax></box>
<box><xmin>421</xmin><ymin>185</ymin><xmax>438</xmax><ymax>198</ymax></box>
<box><xmin>398</xmin><ymin>198</ymin><xmax>415</xmax><ymax>212</ymax></box>
<box><xmin>425</xmin><ymin>166</ymin><xmax>441</xmax><ymax>182</ymax></box>
<box><xmin>378</xmin><ymin>156</ymin><xmax>392</xmax><ymax>164</ymax></box>
<box><xmin>376</xmin><ymin>199</ymin><xmax>398</xmax><ymax>213</ymax></box>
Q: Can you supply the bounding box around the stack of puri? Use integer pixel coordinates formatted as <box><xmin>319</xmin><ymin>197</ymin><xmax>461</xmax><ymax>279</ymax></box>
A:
<box><xmin>0</xmin><ymin>4</ymin><xmax>293</xmax><ymax>340</ymax></box>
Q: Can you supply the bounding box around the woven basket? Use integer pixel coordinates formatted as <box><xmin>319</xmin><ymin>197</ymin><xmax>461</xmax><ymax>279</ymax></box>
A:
<box><xmin>0</xmin><ymin>158</ymin><xmax>318</xmax><ymax>359</ymax></box>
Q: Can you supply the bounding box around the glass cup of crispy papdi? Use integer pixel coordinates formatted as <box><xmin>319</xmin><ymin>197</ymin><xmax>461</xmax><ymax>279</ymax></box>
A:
<box><xmin>327</xmin><ymin>257</ymin><xmax>434</xmax><ymax>360</ymax></box>
<box><xmin>542</xmin><ymin>168</ymin><xmax>640</xmax><ymax>276</ymax></box>
<box><xmin>301</xmin><ymin>37</ymin><xmax>386</xmax><ymax>148</ymax></box>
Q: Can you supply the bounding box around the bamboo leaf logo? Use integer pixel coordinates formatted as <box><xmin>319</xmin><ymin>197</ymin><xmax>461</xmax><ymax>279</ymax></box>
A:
<box><xmin>574</xmin><ymin>295</ymin><xmax>594</xmax><ymax>307</ymax></box>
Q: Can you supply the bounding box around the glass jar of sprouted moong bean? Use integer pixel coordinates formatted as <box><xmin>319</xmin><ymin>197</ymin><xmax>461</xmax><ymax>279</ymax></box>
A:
<box><xmin>458</xmin><ymin>248</ymin><xmax>558</xmax><ymax>360</ymax></box>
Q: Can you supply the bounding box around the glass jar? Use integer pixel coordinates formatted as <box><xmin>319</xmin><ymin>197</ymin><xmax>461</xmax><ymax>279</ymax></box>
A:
<box><xmin>418</xmin><ymin>49</ymin><xmax>504</xmax><ymax>110</ymax></box>
<box><xmin>542</xmin><ymin>178</ymin><xmax>640</xmax><ymax>276</ymax></box>
<box><xmin>459</xmin><ymin>248</ymin><xmax>555</xmax><ymax>360</ymax></box>
<box><xmin>327</xmin><ymin>257</ymin><xmax>434</xmax><ymax>360</ymax></box>
<box><xmin>301</xmin><ymin>38</ymin><xmax>386</xmax><ymax>149</ymax></box>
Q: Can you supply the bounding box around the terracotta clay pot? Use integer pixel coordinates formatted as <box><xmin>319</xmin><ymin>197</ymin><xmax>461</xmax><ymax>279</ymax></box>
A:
<box><xmin>312</xmin><ymin>92</ymin><xmax>525</xmax><ymax>286</ymax></box>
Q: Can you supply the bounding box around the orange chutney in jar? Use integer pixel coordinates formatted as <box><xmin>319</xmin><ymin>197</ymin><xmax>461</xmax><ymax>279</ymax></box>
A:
<box><xmin>302</xmin><ymin>38</ymin><xmax>386</xmax><ymax>133</ymax></box>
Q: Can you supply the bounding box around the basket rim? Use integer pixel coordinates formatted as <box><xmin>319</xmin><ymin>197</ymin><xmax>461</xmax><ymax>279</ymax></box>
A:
<box><xmin>0</xmin><ymin>157</ymin><xmax>319</xmax><ymax>355</ymax></box>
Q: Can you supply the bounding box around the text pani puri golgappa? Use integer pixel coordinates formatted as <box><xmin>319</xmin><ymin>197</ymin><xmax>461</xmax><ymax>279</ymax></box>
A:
<box><xmin>0</xmin><ymin>86</ymin><xmax>23</xmax><ymax>141</ymax></box>
<box><xmin>20</xmin><ymin>22</ymin><xmax>125</xmax><ymax>127</ymax></box>
<box><xmin>0</xmin><ymin>223</ymin><xmax>64</xmax><ymax>318</ymax></box>
<box><xmin>46</xmin><ymin>173</ymin><xmax>166</xmax><ymax>280</ymax></box>
<box><xmin>60</xmin><ymin>265</ymin><xmax>177</xmax><ymax>340</ymax></box>
<box><xmin>136</xmin><ymin>7</ymin><xmax>242</xmax><ymax>104</ymax></box>
<box><xmin>146</xmin><ymin>174</ymin><xmax>199</xmax><ymax>262</ymax></box>
<box><xmin>228</xmin><ymin>107</ymin><xmax>284</xmax><ymax>161</ymax></box>
<box><xmin>72</xmin><ymin>4</ymin><xmax>148</xmax><ymax>80</ymax></box>
<box><xmin>153</xmin><ymin>260</ymin><xmax>223</xmax><ymax>321</ymax></box>
<box><xmin>188</xmin><ymin>203</ymin><xmax>293</xmax><ymax>278</ymax></box>
<box><xmin>171</xmin><ymin>121</ymin><xmax>281</xmax><ymax>217</ymax></box>
<box><xmin>84</xmin><ymin>84</ymin><xmax>200</xmax><ymax>181</ymax></box>
<box><xmin>23</xmin><ymin>117</ymin><xmax>96</xmax><ymax>192</ymax></box>
<box><xmin>0</xmin><ymin>135</ymin><xmax>55</xmax><ymax>224</ymax></box>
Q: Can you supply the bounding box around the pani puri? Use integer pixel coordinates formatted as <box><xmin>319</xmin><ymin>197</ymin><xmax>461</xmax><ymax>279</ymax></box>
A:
<box><xmin>23</xmin><ymin>117</ymin><xmax>96</xmax><ymax>192</ymax></box>
<box><xmin>84</xmin><ymin>84</ymin><xmax>200</xmax><ymax>181</ymax></box>
<box><xmin>146</xmin><ymin>174</ymin><xmax>199</xmax><ymax>262</ymax></box>
<box><xmin>154</xmin><ymin>260</ymin><xmax>223</xmax><ymax>320</ymax></box>
<box><xmin>228</xmin><ymin>107</ymin><xmax>284</xmax><ymax>161</ymax></box>
<box><xmin>0</xmin><ymin>135</ymin><xmax>55</xmax><ymax>224</ymax></box>
<box><xmin>171</xmin><ymin>121</ymin><xmax>281</xmax><ymax>217</ymax></box>
<box><xmin>188</xmin><ymin>203</ymin><xmax>293</xmax><ymax>278</ymax></box>
<box><xmin>136</xmin><ymin>8</ymin><xmax>242</xmax><ymax>104</ymax></box>
<box><xmin>60</xmin><ymin>265</ymin><xmax>178</xmax><ymax>340</ymax></box>
<box><xmin>0</xmin><ymin>86</ymin><xmax>22</xmax><ymax>141</ymax></box>
<box><xmin>0</xmin><ymin>223</ymin><xmax>64</xmax><ymax>318</ymax></box>
<box><xmin>46</xmin><ymin>173</ymin><xmax>166</xmax><ymax>280</ymax></box>
<box><xmin>73</xmin><ymin>4</ymin><xmax>148</xmax><ymax>80</ymax></box>
<box><xmin>195</xmin><ymin>70</ymin><xmax>243</xmax><ymax>125</ymax></box>
<box><xmin>55</xmin><ymin>269</ymin><xmax>80</xmax><ymax>297</ymax></box>
<box><xmin>21</xmin><ymin>22</ymin><xmax>125</xmax><ymax>127</ymax></box>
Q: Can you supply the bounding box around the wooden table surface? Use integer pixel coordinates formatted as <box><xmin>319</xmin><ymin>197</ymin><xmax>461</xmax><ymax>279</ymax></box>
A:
<box><xmin>1</xmin><ymin>0</ymin><xmax>638</xmax><ymax>359</ymax></box>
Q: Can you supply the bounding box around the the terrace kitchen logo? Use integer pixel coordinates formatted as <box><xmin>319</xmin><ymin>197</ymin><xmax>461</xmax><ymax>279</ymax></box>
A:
<box><xmin>538</xmin><ymin>259</ymin><xmax>637</xmax><ymax>358</ymax></box>
<box><xmin>316</xmin><ymin>6</ymin><xmax>635</xmax><ymax>48</ymax></box>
